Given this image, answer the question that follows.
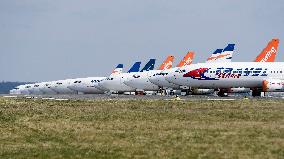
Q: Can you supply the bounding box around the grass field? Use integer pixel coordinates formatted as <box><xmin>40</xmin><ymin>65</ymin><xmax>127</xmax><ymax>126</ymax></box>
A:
<box><xmin>0</xmin><ymin>97</ymin><xmax>283</xmax><ymax>159</ymax></box>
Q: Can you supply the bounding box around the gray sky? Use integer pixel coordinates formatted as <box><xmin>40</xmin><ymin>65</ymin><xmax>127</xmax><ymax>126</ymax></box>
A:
<box><xmin>1</xmin><ymin>0</ymin><xmax>283</xmax><ymax>82</ymax></box>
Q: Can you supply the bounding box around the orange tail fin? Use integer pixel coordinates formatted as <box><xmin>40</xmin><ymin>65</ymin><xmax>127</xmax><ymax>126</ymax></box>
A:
<box><xmin>176</xmin><ymin>51</ymin><xmax>195</xmax><ymax>67</ymax></box>
<box><xmin>254</xmin><ymin>39</ymin><xmax>279</xmax><ymax>62</ymax></box>
<box><xmin>158</xmin><ymin>55</ymin><xmax>174</xmax><ymax>70</ymax></box>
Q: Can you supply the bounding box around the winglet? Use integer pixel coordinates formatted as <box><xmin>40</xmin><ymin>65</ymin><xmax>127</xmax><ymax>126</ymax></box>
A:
<box><xmin>111</xmin><ymin>64</ymin><xmax>123</xmax><ymax>75</ymax></box>
<box><xmin>254</xmin><ymin>39</ymin><xmax>279</xmax><ymax>62</ymax></box>
<box><xmin>158</xmin><ymin>55</ymin><xmax>174</xmax><ymax>70</ymax></box>
<box><xmin>177</xmin><ymin>51</ymin><xmax>195</xmax><ymax>67</ymax></box>
<box><xmin>127</xmin><ymin>62</ymin><xmax>141</xmax><ymax>73</ymax></box>
<box><xmin>140</xmin><ymin>59</ymin><xmax>156</xmax><ymax>72</ymax></box>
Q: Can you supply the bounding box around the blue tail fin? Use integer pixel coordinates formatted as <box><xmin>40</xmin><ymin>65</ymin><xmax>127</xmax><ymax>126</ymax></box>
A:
<box><xmin>223</xmin><ymin>44</ymin><xmax>235</xmax><ymax>52</ymax></box>
<box><xmin>140</xmin><ymin>59</ymin><xmax>156</xmax><ymax>72</ymax></box>
<box><xmin>116</xmin><ymin>64</ymin><xmax>123</xmax><ymax>68</ymax></box>
<box><xmin>222</xmin><ymin>44</ymin><xmax>235</xmax><ymax>60</ymax></box>
<box><xmin>213</xmin><ymin>49</ymin><xmax>223</xmax><ymax>54</ymax></box>
<box><xmin>111</xmin><ymin>64</ymin><xmax>123</xmax><ymax>75</ymax></box>
<box><xmin>127</xmin><ymin>62</ymin><xmax>141</xmax><ymax>73</ymax></box>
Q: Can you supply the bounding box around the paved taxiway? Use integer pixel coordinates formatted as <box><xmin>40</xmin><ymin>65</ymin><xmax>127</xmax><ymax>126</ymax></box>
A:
<box><xmin>2</xmin><ymin>92</ymin><xmax>284</xmax><ymax>101</ymax></box>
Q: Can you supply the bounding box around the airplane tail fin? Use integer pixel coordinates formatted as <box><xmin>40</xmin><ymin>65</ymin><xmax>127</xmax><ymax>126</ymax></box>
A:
<box><xmin>110</xmin><ymin>64</ymin><xmax>123</xmax><ymax>75</ymax></box>
<box><xmin>140</xmin><ymin>59</ymin><xmax>156</xmax><ymax>72</ymax></box>
<box><xmin>218</xmin><ymin>44</ymin><xmax>235</xmax><ymax>60</ymax></box>
<box><xmin>176</xmin><ymin>51</ymin><xmax>195</xmax><ymax>67</ymax></box>
<box><xmin>158</xmin><ymin>55</ymin><xmax>174</xmax><ymax>70</ymax></box>
<box><xmin>214</xmin><ymin>44</ymin><xmax>235</xmax><ymax>62</ymax></box>
<box><xmin>254</xmin><ymin>39</ymin><xmax>279</xmax><ymax>62</ymax></box>
<box><xmin>127</xmin><ymin>62</ymin><xmax>141</xmax><ymax>73</ymax></box>
<box><xmin>206</xmin><ymin>49</ymin><xmax>223</xmax><ymax>62</ymax></box>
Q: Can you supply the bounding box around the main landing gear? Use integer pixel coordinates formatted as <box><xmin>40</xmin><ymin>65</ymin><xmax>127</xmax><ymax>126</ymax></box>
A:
<box><xmin>252</xmin><ymin>89</ymin><xmax>262</xmax><ymax>97</ymax></box>
<box><xmin>217</xmin><ymin>89</ymin><xmax>228</xmax><ymax>97</ymax></box>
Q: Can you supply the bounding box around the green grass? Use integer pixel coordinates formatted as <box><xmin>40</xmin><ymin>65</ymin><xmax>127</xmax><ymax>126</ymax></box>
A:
<box><xmin>0</xmin><ymin>97</ymin><xmax>283</xmax><ymax>159</ymax></box>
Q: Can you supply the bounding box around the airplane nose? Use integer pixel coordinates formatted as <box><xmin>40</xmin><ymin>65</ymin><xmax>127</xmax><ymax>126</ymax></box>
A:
<box><xmin>98</xmin><ymin>80</ymin><xmax>109</xmax><ymax>90</ymax></box>
<box><xmin>67</xmin><ymin>85</ymin><xmax>75</xmax><ymax>90</ymax></box>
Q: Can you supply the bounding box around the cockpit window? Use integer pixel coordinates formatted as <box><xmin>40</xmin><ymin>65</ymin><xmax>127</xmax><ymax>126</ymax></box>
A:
<box><xmin>133</xmin><ymin>75</ymin><xmax>141</xmax><ymax>78</ymax></box>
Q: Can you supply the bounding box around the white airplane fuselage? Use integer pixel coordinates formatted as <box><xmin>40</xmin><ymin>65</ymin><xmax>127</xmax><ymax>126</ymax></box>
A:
<box><xmin>19</xmin><ymin>84</ymin><xmax>32</xmax><ymax>94</ymax></box>
<box><xmin>29</xmin><ymin>83</ymin><xmax>44</xmax><ymax>95</ymax></box>
<box><xmin>99</xmin><ymin>73</ymin><xmax>136</xmax><ymax>92</ymax></box>
<box><xmin>50</xmin><ymin>79</ymin><xmax>78</xmax><ymax>94</ymax></box>
<box><xmin>166</xmin><ymin>62</ymin><xmax>284</xmax><ymax>89</ymax></box>
<box><xmin>67</xmin><ymin>77</ymin><xmax>106</xmax><ymax>94</ymax></box>
<box><xmin>124</xmin><ymin>70</ymin><xmax>161</xmax><ymax>91</ymax></box>
<box><xmin>148</xmin><ymin>68</ymin><xmax>181</xmax><ymax>89</ymax></box>
<box><xmin>38</xmin><ymin>82</ymin><xmax>58</xmax><ymax>94</ymax></box>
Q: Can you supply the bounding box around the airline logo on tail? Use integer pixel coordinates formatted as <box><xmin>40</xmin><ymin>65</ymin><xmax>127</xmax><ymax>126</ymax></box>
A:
<box><xmin>206</xmin><ymin>44</ymin><xmax>235</xmax><ymax>63</ymax></box>
<box><xmin>255</xmin><ymin>39</ymin><xmax>279</xmax><ymax>62</ymax></box>
<box><xmin>127</xmin><ymin>62</ymin><xmax>141</xmax><ymax>73</ymax></box>
<box><xmin>260</xmin><ymin>47</ymin><xmax>277</xmax><ymax>62</ymax></box>
<box><xmin>207</xmin><ymin>49</ymin><xmax>223</xmax><ymax>62</ymax></box>
<box><xmin>140</xmin><ymin>59</ymin><xmax>156</xmax><ymax>72</ymax></box>
<box><xmin>159</xmin><ymin>55</ymin><xmax>174</xmax><ymax>70</ymax></box>
<box><xmin>177</xmin><ymin>51</ymin><xmax>195</xmax><ymax>67</ymax></box>
<box><xmin>217</xmin><ymin>44</ymin><xmax>235</xmax><ymax>60</ymax></box>
<box><xmin>111</xmin><ymin>64</ymin><xmax>123</xmax><ymax>74</ymax></box>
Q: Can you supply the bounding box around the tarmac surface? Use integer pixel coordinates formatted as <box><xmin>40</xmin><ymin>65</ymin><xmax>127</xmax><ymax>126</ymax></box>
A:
<box><xmin>2</xmin><ymin>92</ymin><xmax>284</xmax><ymax>101</ymax></box>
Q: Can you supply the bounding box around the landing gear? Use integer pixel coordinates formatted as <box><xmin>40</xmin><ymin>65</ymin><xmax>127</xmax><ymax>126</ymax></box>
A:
<box><xmin>135</xmin><ymin>91</ymin><xmax>145</xmax><ymax>95</ymax></box>
<box><xmin>217</xmin><ymin>89</ymin><xmax>228</xmax><ymax>97</ymax></box>
<box><xmin>181</xmin><ymin>89</ymin><xmax>191</xmax><ymax>95</ymax></box>
<box><xmin>252</xmin><ymin>90</ymin><xmax>261</xmax><ymax>97</ymax></box>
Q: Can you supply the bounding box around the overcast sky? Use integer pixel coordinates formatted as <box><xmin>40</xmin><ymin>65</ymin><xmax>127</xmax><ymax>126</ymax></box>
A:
<box><xmin>1</xmin><ymin>0</ymin><xmax>283</xmax><ymax>82</ymax></box>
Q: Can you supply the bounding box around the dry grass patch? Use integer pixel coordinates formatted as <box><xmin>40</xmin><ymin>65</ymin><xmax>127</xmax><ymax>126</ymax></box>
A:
<box><xmin>0</xmin><ymin>97</ymin><xmax>283</xmax><ymax>158</ymax></box>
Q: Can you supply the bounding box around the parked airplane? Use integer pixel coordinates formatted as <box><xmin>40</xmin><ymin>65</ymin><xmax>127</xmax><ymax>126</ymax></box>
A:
<box><xmin>99</xmin><ymin>60</ymin><xmax>149</xmax><ymax>92</ymax></box>
<box><xmin>38</xmin><ymin>81</ymin><xmax>58</xmax><ymax>94</ymax></box>
<box><xmin>29</xmin><ymin>83</ymin><xmax>44</xmax><ymax>95</ymax></box>
<box><xmin>49</xmin><ymin>79</ymin><xmax>78</xmax><ymax>94</ymax></box>
<box><xmin>165</xmin><ymin>62</ymin><xmax>284</xmax><ymax>96</ymax></box>
<box><xmin>67</xmin><ymin>64</ymin><xmax>124</xmax><ymax>94</ymax></box>
<box><xmin>148</xmin><ymin>44</ymin><xmax>235</xmax><ymax>95</ymax></box>
<box><xmin>148</xmin><ymin>51</ymin><xmax>195</xmax><ymax>90</ymax></box>
<box><xmin>219</xmin><ymin>39</ymin><xmax>279</xmax><ymax>96</ymax></box>
<box><xmin>20</xmin><ymin>84</ymin><xmax>32</xmax><ymax>94</ymax></box>
<box><xmin>123</xmin><ymin>55</ymin><xmax>174</xmax><ymax>91</ymax></box>
<box><xmin>9</xmin><ymin>86</ymin><xmax>21</xmax><ymax>95</ymax></box>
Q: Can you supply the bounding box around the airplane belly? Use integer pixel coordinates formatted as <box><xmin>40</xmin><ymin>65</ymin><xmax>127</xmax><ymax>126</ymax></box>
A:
<box><xmin>187</xmin><ymin>78</ymin><xmax>262</xmax><ymax>88</ymax></box>
<box><xmin>40</xmin><ymin>88</ymin><xmax>57</xmax><ymax>94</ymax></box>
<box><xmin>124</xmin><ymin>78</ymin><xmax>159</xmax><ymax>91</ymax></box>
<box><xmin>100</xmin><ymin>80</ymin><xmax>135</xmax><ymax>92</ymax></box>
<box><xmin>81</xmin><ymin>86</ymin><xmax>105</xmax><ymax>94</ymax></box>
<box><xmin>149</xmin><ymin>77</ymin><xmax>180</xmax><ymax>89</ymax></box>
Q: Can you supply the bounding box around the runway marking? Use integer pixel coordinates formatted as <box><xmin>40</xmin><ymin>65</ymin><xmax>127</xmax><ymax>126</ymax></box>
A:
<box><xmin>207</xmin><ymin>99</ymin><xmax>236</xmax><ymax>101</ymax></box>
<box><xmin>3</xmin><ymin>96</ymin><xmax>17</xmax><ymax>98</ymax></box>
<box><xmin>55</xmin><ymin>98</ymin><xmax>69</xmax><ymax>101</ymax></box>
<box><xmin>42</xmin><ymin>97</ymin><xmax>55</xmax><ymax>100</ymax></box>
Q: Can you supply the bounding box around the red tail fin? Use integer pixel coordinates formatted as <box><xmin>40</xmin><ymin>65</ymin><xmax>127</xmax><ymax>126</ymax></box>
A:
<box><xmin>254</xmin><ymin>39</ymin><xmax>279</xmax><ymax>62</ymax></box>
<box><xmin>158</xmin><ymin>55</ymin><xmax>174</xmax><ymax>70</ymax></box>
<box><xmin>176</xmin><ymin>51</ymin><xmax>195</xmax><ymax>67</ymax></box>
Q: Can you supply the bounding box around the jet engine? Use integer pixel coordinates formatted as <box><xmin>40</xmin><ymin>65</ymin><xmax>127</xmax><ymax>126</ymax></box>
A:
<box><xmin>263</xmin><ymin>79</ymin><xmax>284</xmax><ymax>92</ymax></box>
<box><xmin>191</xmin><ymin>88</ymin><xmax>215</xmax><ymax>95</ymax></box>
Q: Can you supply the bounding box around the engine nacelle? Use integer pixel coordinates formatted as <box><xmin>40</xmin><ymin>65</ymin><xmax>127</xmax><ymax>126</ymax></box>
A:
<box><xmin>263</xmin><ymin>79</ymin><xmax>284</xmax><ymax>92</ymax></box>
<box><xmin>192</xmin><ymin>88</ymin><xmax>215</xmax><ymax>95</ymax></box>
<box><xmin>228</xmin><ymin>87</ymin><xmax>251</xmax><ymax>93</ymax></box>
